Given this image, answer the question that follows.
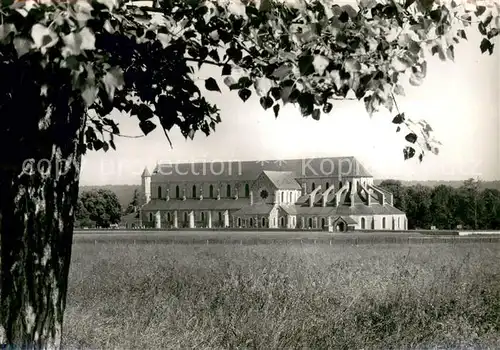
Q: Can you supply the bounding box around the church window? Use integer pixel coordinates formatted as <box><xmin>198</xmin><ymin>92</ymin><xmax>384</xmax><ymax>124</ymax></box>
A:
<box><xmin>312</xmin><ymin>182</ymin><xmax>316</xmax><ymax>191</ymax></box>
<box><xmin>326</xmin><ymin>182</ymin><xmax>330</xmax><ymax>189</ymax></box>
<box><xmin>149</xmin><ymin>213</ymin><xmax>153</xmax><ymax>221</ymax></box>
<box><xmin>250</xmin><ymin>218</ymin><xmax>254</xmax><ymax>227</ymax></box>
<box><xmin>209</xmin><ymin>185</ymin><xmax>214</xmax><ymax>198</ymax></box>
<box><xmin>158</xmin><ymin>186</ymin><xmax>162</xmax><ymax>199</ymax></box>
<box><xmin>176</xmin><ymin>186</ymin><xmax>180</xmax><ymax>198</ymax></box>
<box><xmin>281</xmin><ymin>192</ymin><xmax>284</xmax><ymax>203</ymax></box>
<box><xmin>245</xmin><ymin>184</ymin><xmax>250</xmax><ymax>197</ymax></box>
<box><xmin>227</xmin><ymin>184</ymin><xmax>231</xmax><ymax>197</ymax></box>
<box><xmin>321</xmin><ymin>218</ymin><xmax>325</xmax><ymax>228</ymax></box>
<box><xmin>167</xmin><ymin>212</ymin><xmax>171</xmax><ymax>221</ymax></box>
<box><xmin>382</xmin><ymin>217</ymin><xmax>386</xmax><ymax>229</ymax></box>
<box><xmin>184</xmin><ymin>212</ymin><xmax>188</xmax><ymax>222</ymax></box>
<box><xmin>201</xmin><ymin>212</ymin><xmax>205</xmax><ymax>221</ymax></box>
<box><xmin>361</xmin><ymin>217</ymin><xmax>366</xmax><ymax>229</ymax></box>
<box><xmin>238</xmin><ymin>218</ymin><xmax>241</xmax><ymax>226</ymax></box>
<box><xmin>262</xmin><ymin>217</ymin><xmax>266</xmax><ymax>227</ymax></box>
<box><xmin>219</xmin><ymin>212</ymin><xmax>222</xmax><ymax>221</ymax></box>
<box><xmin>308</xmin><ymin>218</ymin><xmax>313</xmax><ymax>228</ymax></box>
<box><xmin>193</xmin><ymin>185</ymin><xmax>197</xmax><ymax>198</ymax></box>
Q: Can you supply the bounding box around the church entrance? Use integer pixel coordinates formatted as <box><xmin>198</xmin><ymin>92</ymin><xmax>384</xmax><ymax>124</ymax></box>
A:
<box><xmin>336</xmin><ymin>221</ymin><xmax>346</xmax><ymax>232</ymax></box>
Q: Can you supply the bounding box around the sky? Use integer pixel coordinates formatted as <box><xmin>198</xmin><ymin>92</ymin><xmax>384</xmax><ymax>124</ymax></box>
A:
<box><xmin>80</xmin><ymin>8</ymin><xmax>500</xmax><ymax>185</ymax></box>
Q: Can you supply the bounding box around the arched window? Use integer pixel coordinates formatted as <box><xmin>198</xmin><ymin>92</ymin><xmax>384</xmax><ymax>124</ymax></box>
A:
<box><xmin>312</xmin><ymin>182</ymin><xmax>316</xmax><ymax>191</ymax></box>
<box><xmin>281</xmin><ymin>192</ymin><xmax>284</xmax><ymax>203</ymax></box>
<box><xmin>238</xmin><ymin>218</ymin><xmax>241</xmax><ymax>227</ymax></box>
<box><xmin>149</xmin><ymin>213</ymin><xmax>153</xmax><ymax>221</ymax></box>
<box><xmin>201</xmin><ymin>212</ymin><xmax>205</xmax><ymax>221</ymax></box>
<box><xmin>398</xmin><ymin>217</ymin><xmax>400</xmax><ymax>229</ymax></box>
<box><xmin>326</xmin><ymin>182</ymin><xmax>330</xmax><ymax>189</ymax></box>
<box><xmin>371</xmin><ymin>218</ymin><xmax>375</xmax><ymax>229</ymax></box>
<box><xmin>392</xmin><ymin>217</ymin><xmax>395</xmax><ymax>230</ymax></box>
<box><xmin>250</xmin><ymin>218</ymin><xmax>254</xmax><ymax>227</ymax></box>
<box><xmin>192</xmin><ymin>185</ymin><xmax>197</xmax><ymax>198</ymax></box>
<box><xmin>227</xmin><ymin>184</ymin><xmax>231</xmax><ymax>197</ymax></box>
<box><xmin>321</xmin><ymin>218</ymin><xmax>326</xmax><ymax>228</ymax></box>
<box><xmin>382</xmin><ymin>217</ymin><xmax>386</xmax><ymax>229</ymax></box>
<box><xmin>176</xmin><ymin>185</ymin><xmax>180</xmax><ymax>198</ymax></box>
<box><xmin>262</xmin><ymin>217</ymin><xmax>266</xmax><ymax>227</ymax></box>
<box><xmin>280</xmin><ymin>217</ymin><xmax>285</xmax><ymax>227</ymax></box>
<box><xmin>308</xmin><ymin>218</ymin><xmax>313</xmax><ymax>228</ymax></box>
<box><xmin>361</xmin><ymin>217</ymin><xmax>366</xmax><ymax>229</ymax></box>
<box><xmin>245</xmin><ymin>184</ymin><xmax>250</xmax><ymax>197</ymax></box>
<box><xmin>158</xmin><ymin>186</ymin><xmax>162</xmax><ymax>199</ymax></box>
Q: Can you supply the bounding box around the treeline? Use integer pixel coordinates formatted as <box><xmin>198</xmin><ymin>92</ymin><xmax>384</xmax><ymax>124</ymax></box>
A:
<box><xmin>379</xmin><ymin>179</ymin><xmax>500</xmax><ymax>230</ymax></box>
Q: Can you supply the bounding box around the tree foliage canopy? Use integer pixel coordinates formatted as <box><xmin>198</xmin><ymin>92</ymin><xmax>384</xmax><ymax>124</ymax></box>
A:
<box><xmin>0</xmin><ymin>0</ymin><xmax>497</xmax><ymax>159</ymax></box>
<box><xmin>77</xmin><ymin>189</ymin><xmax>122</xmax><ymax>227</ymax></box>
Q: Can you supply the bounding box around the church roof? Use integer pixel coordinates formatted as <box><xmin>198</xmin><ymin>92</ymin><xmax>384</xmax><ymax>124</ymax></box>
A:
<box><xmin>233</xmin><ymin>203</ymin><xmax>274</xmax><ymax>216</ymax></box>
<box><xmin>262</xmin><ymin>171</ymin><xmax>301</xmax><ymax>190</ymax></box>
<box><xmin>150</xmin><ymin>156</ymin><xmax>372</xmax><ymax>183</ymax></box>
<box><xmin>141</xmin><ymin>198</ymin><xmax>248</xmax><ymax>211</ymax></box>
<box><xmin>141</xmin><ymin>167</ymin><xmax>151</xmax><ymax>177</ymax></box>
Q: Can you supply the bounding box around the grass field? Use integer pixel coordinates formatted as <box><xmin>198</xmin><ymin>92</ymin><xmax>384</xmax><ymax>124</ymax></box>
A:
<box><xmin>63</xmin><ymin>240</ymin><xmax>500</xmax><ymax>349</ymax></box>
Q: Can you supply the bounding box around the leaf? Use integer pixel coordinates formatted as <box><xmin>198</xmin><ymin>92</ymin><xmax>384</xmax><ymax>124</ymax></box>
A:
<box><xmin>339</xmin><ymin>11</ymin><xmax>349</xmax><ymax>23</ymax></box>
<box><xmin>480</xmin><ymin>38</ymin><xmax>494</xmax><ymax>54</ymax></box>
<box><xmin>102</xmin><ymin>67</ymin><xmax>124</xmax><ymax>102</ymax></box>
<box><xmin>270</xmin><ymin>87</ymin><xmax>281</xmax><ymax>100</ymax></box>
<box><xmin>273</xmin><ymin>104</ymin><xmax>280</xmax><ymax>118</ymax></box>
<box><xmin>446</xmin><ymin>46</ymin><xmax>454</xmax><ymax>61</ymax></box>
<box><xmin>259</xmin><ymin>0</ymin><xmax>272</xmax><ymax>11</ymax></box>
<box><xmin>139</xmin><ymin>120</ymin><xmax>157</xmax><ymax>135</ymax></box>
<box><xmin>13</xmin><ymin>37</ymin><xmax>32</xmax><ymax>57</ymax></box>
<box><xmin>109</xmin><ymin>139</ymin><xmax>116</xmax><ymax>150</ymax></box>
<box><xmin>102</xmin><ymin>141</ymin><xmax>109</xmax><ymax>152</ymax></box>
<box><xmin>254</xmin><ymin>78</ymin><xmax>272</xmax><ymax>96</ymax></box>
<box><xmin>238</xmin><ymin>88</ymin><xmax>251</xmax><ymax>102</ymax></box>
<box><xmin>409</xmin><ymin>72</ymin><xmax>423</xmax><ymax>86</ymax></box>
<box><xmin>396</xmin><ymin>126</ymin><xmax>401</xmax><ymax>132</ymax></box>
<box><xmin>0</xmin><ymin>23</ymin><xmax>16</xmax><ymax>42</ymax></box>
<box><xmin>403</xmin><ymin>146</ymin><xmax>415</xmax><ymax>160</ymax></box>
<box><xmin>259</xmin><ymin>96</ymin><xmax>273</xmax><ymax>110</ymax></box>
<box><xmin>93</xmin><ymin>140</ymin><xmax>104</xmax><ymax>151</ymax></box>
<box><xmin>81</xmin><ymin>86</ymin><xmax>98</xmax><ymax>106</ymax></box>
<box><xmin>312</xmin><ymin>55</ymin><xmax>330</xmax><ymax>75</ymax></box>
<box><xmin>458</xmin><ymin>29</ymin><xmax>467</xmax><ymax>40</ymax></box>
<box><xmin>208</xmin><ymin>49</ymin><xmax>220</xmax><ymax>62</ymax></box>
<box><xmin>394</xmin><ymin>84</ymin><xmax>405</xmax><ymax>96</ymax></box>
<box><xmin>298</xmin><ymin>55</ymin><xmax>315</xmax><ymax>75</ymax></box>
<box><xmin>344</xmin><ymin>58</ymin><xmax>361</xmax><ymax>72</ymax></box>
<box><xmin>311</xmin><ymin>109</ymin><xmax>320</xmax><ymax>120</ymax></box>
<box><xmin>205</xmin><ymin>77</ymin><xmax>221</xmax><ymax>92</ymax></box>
<box><xmin>475</xmin><ymin>5</ymin><xmax>486</xmax><ymax>17</ymax></box>
<box><xmin>392</xmin><ymin>113</ymin><xmax>405</xmax><ymax>124</ymax></box>
<box><xmin>405</xmin><ymin>132</ymin><xmax>418</xmax><ymax>143</ymax></box>
<box><xmin>223</xmin><ymin>76</ymin><xmax>236</xmax><ymax>89</ymax></box>
<box><xmin>222</xmin><ymin>64</ymin><xmax>231</xmax><ymax>75</ymax></box>
<box><xmin>323</xmin><ymin>102</ymin><xmax>333</xmax><ymax>113</ymax></box>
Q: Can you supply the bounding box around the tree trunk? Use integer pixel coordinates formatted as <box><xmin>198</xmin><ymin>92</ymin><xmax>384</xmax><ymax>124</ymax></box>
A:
<box><xmin>0</xmin><ymin>68</ymin><xmax>86</xmax><ymax>348</ymax></box>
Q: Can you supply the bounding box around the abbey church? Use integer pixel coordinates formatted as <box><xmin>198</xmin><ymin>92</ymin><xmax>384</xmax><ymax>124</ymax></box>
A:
<box><xmin>137</xmin><ymin>156</ymin><xmax>408</xmax><ymax>232</ymax></box>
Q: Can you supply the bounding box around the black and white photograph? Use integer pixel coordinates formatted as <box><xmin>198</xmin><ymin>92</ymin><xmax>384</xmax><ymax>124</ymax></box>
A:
<box><xmin>0</xmin><ymin>0</ymin><xmax>499</xmax><ymax>348</ymax></box>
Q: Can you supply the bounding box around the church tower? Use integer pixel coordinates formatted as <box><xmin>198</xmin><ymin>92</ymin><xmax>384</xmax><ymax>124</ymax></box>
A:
<box><xmin>141</xmin><ymin>166</ymin><xmax>151</xmax><ymax>204</ymax></box>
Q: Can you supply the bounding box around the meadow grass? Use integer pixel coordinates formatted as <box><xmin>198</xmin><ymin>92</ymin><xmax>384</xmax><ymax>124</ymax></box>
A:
<box><xmin>63</xmin><ymin>242</ymin><xmax>500</xmax><ymax>349</ymax></box>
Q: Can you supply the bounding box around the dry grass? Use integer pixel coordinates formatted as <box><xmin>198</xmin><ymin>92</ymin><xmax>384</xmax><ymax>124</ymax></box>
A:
<box><xmin>63</xmin><ymin>242</ymin><xmax>500</xmax><ymax>349</ymax></box>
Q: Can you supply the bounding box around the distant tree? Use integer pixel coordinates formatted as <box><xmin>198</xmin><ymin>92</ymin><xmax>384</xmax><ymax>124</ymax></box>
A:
<box><xmin>125</xmin><ymin>189</ymin><xmax>141</xmax><ymax>214</ymax></box>
<box><xmin>79</xmin><ymin>189</ymin><xmax>122</xmax><ymax>228</ymax></box>
<box><xmin>456</xmin><ymin>178</ymin><xmax>482</xmax><ymax>229</ymax></box>
<box><xmin>404</xmin><ymin>185</ymin><xmax>432</xmax><ymax>229</ymax></box>
<box><xmin>480</xmin><ymin>189</ymin><xmax>500</xmax><ymax>229</ymax></box>
<box><xmin>379</xmin><ymin>179</ymin><xmax>407</xmax><ymax>211</ymax></box>
<box><xmin>429</xmin><ymin>185</ymin><xmax>457</xmax><ymax>229</ymax></box>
